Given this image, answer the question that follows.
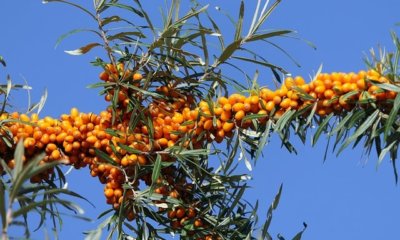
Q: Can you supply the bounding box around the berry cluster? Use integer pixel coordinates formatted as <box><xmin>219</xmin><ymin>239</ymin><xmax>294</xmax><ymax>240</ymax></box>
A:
<box><xmin>0</xmin><ymin>63</ymin><xmax>395</xmax><ymax>239</ymax></box>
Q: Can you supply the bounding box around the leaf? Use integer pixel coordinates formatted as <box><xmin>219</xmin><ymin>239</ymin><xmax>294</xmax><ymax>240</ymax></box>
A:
<box><xmin>13</xmin><ymin>139</ymin><xmax>25</xmax><ymax>180</ymax></box>
<box><xmin>234</xmin><ymin>1</ymin><xmax>244</xmax><ymax>41</ymax></box>
<box><xmin>215</xmin><ymin>39</ymin><xmax>243</xmax><ymax>66</ymax></box>
<box><xmin>94</xmin><ymin>148</ymin><xmax>117</xmax><ymax>166</ymax></box>
<box><xmin>64</xmin><ymin>43</ymin><xmax>102</xmax><ymax>55</ymax></box>
<box><xmin>206</xmin><ymin>13</ymin><xmax>224</xmax><ymax>49</ymax></box>
<box><xmin>338</xmin><ymin>109</ymin><xmax>379</xmax><ymax>155</ymax></box>
<box><xmin>12</xmin><ymin>199</ymin><xmax>84</xmax><ymax>218</ymax></box>
<box><xmin>311</xmin><ymin>113</ymin><xmax>334</xmax><ymax>147</ymax></box>
<box><xmin>94</xmin><ymin>0</ymin><xmax>106</xmax><ymax>11</ymax></box>
<box><xmin>378</xmin><ymin>141</ymin><xmax>397</xmax><ymax>167</ymax></box>
<box><xmin>225</xmin><ymin>184</ymin><xmax>247</xmax><ymax>218</ymax></box>
<box><xmin>248</xmin><ymin>0</ymin><xmax>282</xmax><ymax>36</ymax></box>
<box><xmin>254</xmin><ymin>120</ymin><xmax>272</xmax><ymax>160</ymax></box>
<box><xmin>0</xmin><ymin>56</ymin><xmax>5</xmax><ymax>67</ymax></box>
<box><xmin>372</xmin><ymin>82</ymin><xmax>400</xmax><ymax>92</ymax></box>
<box><xmin>384</xmin><ymin>93</ymin><xmax>400</xmax><ymax>140</ymax></box>
<box><xmin>36</xmin><ymin>88</ymin><xmax>48</xmax><ymax>115</ymax></box>
<box><xmin>275</xmin><ymin>110</ymin><xmax>295</xmax><ymax>132</ymax></box>
<box><xmin>150</xmin><ymin>155</ymin><xmax>162</xmax><ymax>194</ymax></box>
<box><xmin>107</xmin><ymin>31</ymin><xmax>146</xmax><ymax>41</ymax></box>
<box><xmin>261</xmin><ymin>184</ymin><xmax>283</xmax><ymax>239</ymax></box>
<box><xmin>10</xmin><ymin>153</ymin><xmax>65</xmax><ymax>201</ymax></box>
<box><xmin>291</xmin><ymin>223</ymin><xmax>307</xmax><ymax>240</ymax></box>
<box><xmin>117</xmin><ymin>143</ymin><xmax>142</xmax><ymax>155</ymax></box>
<box><xmin>104</xmin><ymin>2</ymin><xmax>144</xmax><ymax>17</ymax></box>
<box><xmin>246</xmin><ymin>30</ymin><xmax>292</xmax><ymax>42</ymax></box>
<box><xmin>100</xmin><ymin>15</ymin><xmax>121</xmax><ymax>27</ymax></box>
<box><xmin>0</xmin><ymin>179</ymin><xmax>6</xmax><ymax>230</ymax></box>
<box><xmin>55</xmin><ymin>29</ymin><xmax>101</xmax><ymax>49</ymax></box>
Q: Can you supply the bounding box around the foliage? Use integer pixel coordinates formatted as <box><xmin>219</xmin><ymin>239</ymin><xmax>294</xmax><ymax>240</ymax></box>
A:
<box><xmin>1</xmin><ymin>0</ymin><xmax>399</xmax><ymax>239</ymax></box>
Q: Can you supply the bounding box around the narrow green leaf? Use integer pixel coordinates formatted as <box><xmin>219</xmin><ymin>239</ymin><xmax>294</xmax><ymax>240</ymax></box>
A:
<box><xmin>215</xmin><ymin>39</ymin><xmax>242</xmax><ymax>66</ymax></box>
<box><xmin>372</xmin><ymin>82</ymin><xmax>400</xmax><ymax>92</ymax></box>
<box><xmin>12</xmin><ymin>199</ymin><xmax>83</xmax><ymax>218</ymax></box>
<box><xmin>132</xmin><ymin>0</ymin><xmax>155</xmax><ymax>34</ymax></box>
<box><xmin>55</xmin><ymin>29</ymin><xmax>101</xmax><ymax>49</ymax></box>
<box><xmin>292</xmin><ymin>86</ymin><xmax>315</xmax><ymax>101</ymax></box>
<box><xmin>291</xmin><ymin>223</ymin><xmax>307</xmax><ymax>240</ymax></box>
<box><xmin>384</xmin><ymin>93</ymin><xmax>400</xmax><ymax>140</ymax></box>
<box><xmin>94</xmin><ymin>148</ymin><xmax>117</xmax><ymax>166</ymax></box>
<box><xmin>10</xmin><ymin>153</ymin><xmax>60</xmax><ymax>201</ymax></box>
<box><xmin>255</xmin><ymin>120</ymin><xmax>272</xmax><ymax>160</ymax></box>
<box><xmin>330</xmin><ymin>111</ymin><xmax>357</xmax><ymax>136</ymax></box>
<box><xmin>36</xmin><ymin>88</ymin><xmax>48</xmax><ymax>115</ymax></box>
<box><xmin>0</xmin><ymin>179</ymin><xmax>6</xmax><ymax>230</ymax></box>
<box><xmin>5</xmin><ymin>75</ymin><xmax>12</xmax><ymax>99</ymax></box>
<box><xmin>378</xmin><ymin>141</ymin><xmax>397</xmax><ymax>167</ymax></box>
<box><xmin>0</xmin><ymin>56</ymin><xmax>6</xmax><ymax>67</ymax></box>
<box><xmin>13</xmin><ymin>140</ymin><xmax>24</xmax><ymax>179</ymax></box>
<box><xmin>64</xmin><ymin>43</ymin><xmax>102</xmax><ymax>55</ymax></box>
<box><xmin>249</xmin><ymin>0</ymin><xmax>281</xmax><ymax>35</ymax></box>
<box><xmin>94</xmin><ymin>0</ymin><xmax>106</xmax><ymax>11</ymax></box>
<box><xmin>261</xmin><ymin>183</ymin><xmax>283</xmax><ymax>239</ymax></box>
<box><xmin>100</xmin><ymin>15</ymin><xmax>121</xmax><ymax>27</ymax></box>
<box><xmin>174</xmin><ymin>4</ymin><xmax>209</xmax><ymax>26</ymax></box>
<box><xmin>117</xmin><ymin>143</ymin><xmax>142</xmax><ymax>155</ymax></box>
<box><xmin>234</xmin><ymin>1</ymin><xmax>244</xmax><ymax>41</ymax></box>
<box><xmin>225</xmin><ymin>184</ymin><xmax>247</xmax><ymax>217</ymax></box>
<box><xmin>107</xmin><ymin>31</ymin><xmax>146</xmax><ymax>41</ymax></box>
<box><xmin>206</xmin><ymin>13</ymin><xmax>224</xmax><ymax>49</ymax></box>
<box><xmin>311</xmin><ymin>113</ymin><xmax>334</xmax><ymax>146</ymax></box>
<box><xmin>246</xmin><ymin>30</ymin><xmax>292</xmax><ymax>42</ymax></box>
<box><xmin>338</xmin><ymin>109</ymin><xmax>379</xmax><ymax>155</ymax></box>
<box><xmin>105</xmin><ymin>2</ymin><xmax>144</xmax><ymax>17</ymax></box>
<box><xmin>150</xmin><ymin>155</ymin><xmax>162</xmax><ymax>193</ymax></box>
<box><xmin>275</xmin><ymin>110</ymin><xmax>295</xmax><ymax>132</ymax></box>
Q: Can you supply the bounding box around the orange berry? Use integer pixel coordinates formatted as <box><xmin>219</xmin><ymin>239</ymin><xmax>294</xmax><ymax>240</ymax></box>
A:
<box><xmin>187</xmin><ymin>208</ymin><xmax>197</xmax><ymax>219</ymax></box>
<box><xmin>194</xmin><ymin>218</ymin><xmax>203</xmax><ymax>228</ymax></box>
<box><xmin>51</xmin><ymin>149</ymin><xmax>61</xmax><ymax>160</ymax></box>
<box><xmin>265</xmin><ymin>101</ymin><xmax>275</xmax><ymax>112</ymax></box>
<box><xmin>86</xmin><ymin>135</ymin><xmax>98</xmax><ymax>144</ymax></box>
<box><xmin>222</xmin><ymin>103</ymin><xmax>232</xmax><ymax>112</ymax></box>
<box><xmin>232</xmin><ymin>102</ymin><xmax>244</xmax><ymax>112</ymax></box>
<box><xmin>70</xmin><ymin>108</ymin><xmax>79</xmax><ymax>119</ymax></box>
<box><xmin>23</xmin><ymin>137</ymin><xmax>35</xmax><ymax>148</ymax></box>
<box><xmin>222</xmin><ymin>122</ymin><xmax>235</xmax><ymax>132</ymax></box>
<box><xmin>133</xmin><ymin>73</ymin><xmax>143</xmax><ymax>81</ymax></box>
<box><xmin>279</xmin><ymin>98</ymin><xmax>291</xmax><ymax>109</ymax></box>
<box><xmin>324</xmin><ymin>89</ymin><xmax>335</xmax><ymax>99</ymax></box>
<box><xmin>220</xmin><ymin>111</ymin><xmax>231</xmax><ymax>122</ymax></box>
<box><xmin>273</xmin><ymin>96</ymin><xmax>282</xmax><ymax>105</ymax></box>
<box><xmin>218</xmin><ymin>97</ymin><xmax>229</xmax><ymax>105</ymax></box>
<box><xmin>99</xmin><ymin>71</ymin><xmax>109</xmax><ymax>81</ymax></box>
<box><xmin>203</xmin><ymin>119</ymin><xmax>213</xmax><ymax>130</ymax></box>
<box><xmin>104</xmin><ymin>188</ymin><xmax>114</xmax><ymax>198</ymax></box>
<box><xmin>314</xmin><ymin>85</ymin><xmax>326</xmax><ymax>94</ymax></box>
<box><xmin>250</xmin><ymin>95</ymin><xmax>259</xmax><ymax>105</ymax></box>
<box><xmin>168</xmin><ymin>210</ymin><xmax>177</xmax><ymax>219</ymax></box>
<box><xmin>46</xmin><ymin>143</ymin><xmax>57</xmax><ymax>153</ymax></box>
<box><xmin>234</xmin><ymin>110</ymin><xmax>245</xmax><ymax>121</ymax></box>
<box><xmin>176</xmin><ymin>207</ymin><xmax>185</xmax><ymax>219</ymax></box>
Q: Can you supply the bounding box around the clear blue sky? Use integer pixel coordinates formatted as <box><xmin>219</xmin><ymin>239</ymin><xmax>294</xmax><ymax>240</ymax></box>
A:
<box><xmin>1</xmin><ymin>1</ymin><xmax>400</xmax><ymax>239</ymax></box>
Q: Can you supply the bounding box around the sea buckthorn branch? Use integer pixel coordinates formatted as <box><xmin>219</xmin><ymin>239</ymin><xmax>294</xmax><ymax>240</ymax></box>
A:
<box><xmin>6</xmin><ymin>0</ymin><xmax>400</xmax><ymax>238</ymax></box>
<box><xmin>1</xmin><ymin>60</ymin><xmax>399</xmax><ymax>238</ymax></box>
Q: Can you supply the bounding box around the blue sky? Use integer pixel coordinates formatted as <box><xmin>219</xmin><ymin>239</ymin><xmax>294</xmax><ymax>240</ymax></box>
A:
<box><xmin>1</xmin><ymin>0</ymin><xmax>400</xmax><ymax>239</ymax></box>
